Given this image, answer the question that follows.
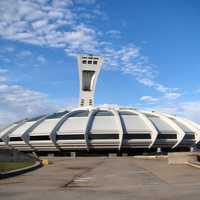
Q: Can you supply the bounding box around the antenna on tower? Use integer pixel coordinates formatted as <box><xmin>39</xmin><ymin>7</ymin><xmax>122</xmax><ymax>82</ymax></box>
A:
<box><xmin>77</xmin><ymin>54</ymin><xmax>103</xmax><ymax>107</ymax></box>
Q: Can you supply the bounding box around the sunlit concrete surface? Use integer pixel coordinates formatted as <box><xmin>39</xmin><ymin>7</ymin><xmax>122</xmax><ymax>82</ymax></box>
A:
<box><xmin>1</xmin><ymin>157</ymin><xmax>200</xmax><ymax>200</ymax></box>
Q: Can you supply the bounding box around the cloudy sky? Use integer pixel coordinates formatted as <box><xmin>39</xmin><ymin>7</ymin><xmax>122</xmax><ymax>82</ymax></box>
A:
<box><xmin>0</xmin><ymin>0</ymin><xmax>200</xmax><ymax>126</ymax></box>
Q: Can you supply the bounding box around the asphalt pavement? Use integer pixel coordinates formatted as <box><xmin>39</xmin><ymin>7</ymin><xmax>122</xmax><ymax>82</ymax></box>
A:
<box><xmin>1</xmin><ymin>157</ymin><xmax>200</xmax><ymax>200</ymax></box>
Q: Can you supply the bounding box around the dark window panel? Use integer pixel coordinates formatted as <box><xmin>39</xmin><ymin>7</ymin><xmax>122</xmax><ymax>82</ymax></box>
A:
<box><xmin>88</xmin><ymin>134</ymin><xmax>119</xmax><ymax>140</ymax></box>
<box><xmin>27</xmin><ymin>115</ymin><xmax>45</xmax><ymax>122</ymax></box>
<box><xmin>56</xmin><ymin>134</ymin><xmax>84</xmax><ymax>140</ymax></box>
<box><xmin>184</xmin><ymin>134</ymin><xmax>195</xmax><ymax>140</ymax></box>
<box><xmin>46</xmin><ymin>110</ymin><xmax>68</xmax><ymax>119</ymax></box>
<box><xmin>95</xmin><ymin>111</ymin><xmax>114</xmax><ymax>116</ymax></box>
<box><xmin>30</xmin><ymin>135</ymin><xmax>50</xmax><ymax>141</ymax></box>
<box><xmin>10</xmin><ymin>137</ymin><xmax>23</xmax><ymax>141</ymax></box>
<box><xmin>119</xmin><ymin>111</ymin><xmax>137</xmax><ymax>116</ymax></box>
<box><xmin>123</xmin><ymin>134</ymin><xmax>151</xmax><ymax>139</ymax></box>
<box><xmin>157</xmin><ymin>134</ymin><xmax>177</xmax><ymax>139</ymax></box>
<box><xmin>70</xmin><ymin>111</ymin><xmax>89</xmax><ymax>117</ymax></box>
<box><xmin>89</xmin><ymin>99</ymin><xmax>93</xmax><ymax>106</ymax></box>
<box><xmin>144</xmin><ymin>114</ymin><xmax>158</xmax><ymax>118</ymax></box>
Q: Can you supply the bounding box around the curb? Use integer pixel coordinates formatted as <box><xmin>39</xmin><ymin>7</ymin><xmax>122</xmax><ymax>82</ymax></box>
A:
<box><xmin>0</xmin><ymin>161</ymin><xmax>42</xmax><ymax>179</ymax></box>
<box><xmin>133</xmin><ymin>155</ymin><xmax>168</xmax><ymax>160</ymax></box>
<box><xmin>186</xmin><ymin>161</ymin><xmax>200</xmax><ymax>169</ymax></box>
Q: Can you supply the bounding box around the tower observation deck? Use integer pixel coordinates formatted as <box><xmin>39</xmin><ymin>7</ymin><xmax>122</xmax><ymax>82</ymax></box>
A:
<box><xmin>77</xmin><ymin>55</ymin><xmax>103</xmax><ymax>107</ymax></box>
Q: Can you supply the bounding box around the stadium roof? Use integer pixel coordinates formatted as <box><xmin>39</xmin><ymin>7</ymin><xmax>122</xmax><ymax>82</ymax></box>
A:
<box><xmin>0</xmin><ymin>106</ymin><xmax>200</xmax><ymax>152</ymax></box>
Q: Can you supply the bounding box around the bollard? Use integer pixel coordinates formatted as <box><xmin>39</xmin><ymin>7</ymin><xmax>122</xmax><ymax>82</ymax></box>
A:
<box><xmin>42</xmin><ymin>159</ymin><xmax>49</xmax><ymax>166</ymax></box>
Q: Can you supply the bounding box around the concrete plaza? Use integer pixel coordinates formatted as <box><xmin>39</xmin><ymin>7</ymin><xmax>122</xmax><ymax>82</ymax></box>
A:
<box><xmin>1</xmin><ymin>157</ymin><xmax>200</xmax><ymax>200</ymax></box>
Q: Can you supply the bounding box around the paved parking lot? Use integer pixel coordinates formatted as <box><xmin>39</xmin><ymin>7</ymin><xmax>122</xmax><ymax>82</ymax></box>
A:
<box><xmin>1</xmin><ymin>157</ymin><xmax>200</xmax><ymax>200</ymax></box>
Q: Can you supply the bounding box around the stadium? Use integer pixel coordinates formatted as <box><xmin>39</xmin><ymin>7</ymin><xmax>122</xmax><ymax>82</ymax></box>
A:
<box><xmin>0</xmin><ymin>55</ymin><xmax>200</xmax><ymax>155</ymax></box>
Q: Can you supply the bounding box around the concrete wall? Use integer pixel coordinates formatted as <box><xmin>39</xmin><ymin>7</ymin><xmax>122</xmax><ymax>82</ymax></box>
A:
<box><xmin>0</xmin><ymin>149</ymin><xmax>35</xmax><ymax>162</ymax></box>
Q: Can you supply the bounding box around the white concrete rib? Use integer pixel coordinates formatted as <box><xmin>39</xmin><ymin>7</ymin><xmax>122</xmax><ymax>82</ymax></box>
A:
<box><xmin>128</xmin><ymin>109</ymin><xmax>159</xmax><ymax>148</ymax></box>
<box><xmin>0</xmin><ymin>123</ymin><xmax>21</xmax><ymax>148</ymax></box>
<box><xmin>52</xmin><ymin>109</ymin><xmax>88</xmax><ymax>149</ymax></box>
<box><xmin>110</xmin><ymin>109</ymin><xmax>124</xmax><ymax>151</ymax></box>
<box><xmin>151</xmin><ymin>111</ymin><xmax>186</xmax><ymax>148</ymax></box>
<box><xmin>27</xmin><ymin>113</ymin><xmax>64</xmax><ymax>151</ymax></box>
<box><xmin>22</xmin><ymin>115</ymin><xmax>48</xmax><ymax>142</ymax></box>
<box><xmin>87</xmin><ymin>107</ymin><xmax>124</xmax><ymax>151</ymax></box>
<box><xmin>83</xmin><ymin>108</ymin><xmax>98</xmax><ymax>151</ymax></box>
<box><xmin>172</xmin><ymin>116</ymin><xmax>200</xmax><ymax>145</ymax></box>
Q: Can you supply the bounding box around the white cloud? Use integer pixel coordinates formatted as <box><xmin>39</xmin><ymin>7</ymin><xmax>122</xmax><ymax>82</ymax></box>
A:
<box><xmin>138</xmin><ymin>78</ymin><xmax>154</xmax><ymax>87</ymax></box>
<box><xmin>0</xmin><ymin>71</ymin><xmax>60</xmax><ymax>127</ymax></box>
<box><xmin>0</xmin><ymin>0</ymin><xmax>96</xmax><ymax>53</ymax></box>
<box><xmin>0</xmin><ymin>0</ymin><xmax>179</xmax><ymax>97</ymax></box>
<box><xmin>37</xmin><ymin>55</ymin><xmax>46</xmax><ymax>63</ymax></box>
<box><xmin>179</xmin><ymin>101</ymin><xmax>200</xmax><ymax>123</ymax></box>
<box><xmin>155</xmin><ymin>84</ymin><xmax>168</xmax><ymax>93</ymax></box>
<box><xmin>106</xmin><ymin>30</ymin><xmax>121</xmax><ymax>39</ymax></box>
<box><xmin>48</xmin><ymin>10</ymin><xmax>64</xmax><ymax>19</ymax></box>
<box><xmin>0</xmin><ymin>69</ymin><xmax>8</xmax><ymax>82</ymax></box>
<box><xmin>102</xmin><ymin>45</ymin><xmax>181</xmax><ymax>96</ymax></box>
<box><xmin>64</xmin><ymin>25</ymin><xmax>98</xmax><ymax>53</ymax></box>
<box><xmin>0</xmin><ymin>76</ymin><xmax>7</xmax><ymax>82</ymax></box>
<box><xmin>76</xmin><ymin>0</ymin><xmax>96</xmax><ymax>4</ymax></box>
<box><xmin>1</xmin><ymin>0</ymin><xmax>197</xmax><ymax>125</ymax></box>
<box><xmin>0</xmin><ymin>69</ymin><xmax>8</xmax><ymax>73</ymax></box>
<box><xmin>0</xmin><ymin>46</ymin><xmax>49</xmax><ymax>68</ymax></box>
<box><xmin>32</xmin><ymin>19</ymin><xmax>48</xmax><ymax>29</ymax></box>
<box><xmin>151</xmin><ymin>101</ymin><xmax>200</xmax><ymax>123</ymax></box>
<box><xmin>140</xmin><ymin>96</ymin><xmax>159</xmax><ymax>104</ymax></box>
<box><xmin>164</xmin><ymin>92</ymin><xmax>182</xmax><ymax>100</ymax></box>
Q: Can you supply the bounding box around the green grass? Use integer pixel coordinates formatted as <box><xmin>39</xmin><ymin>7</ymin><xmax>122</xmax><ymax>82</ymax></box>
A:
<box><xmin>0</xmin><ymin>161</ymin><xmax>35</xmax><ymax>172</ymax></box>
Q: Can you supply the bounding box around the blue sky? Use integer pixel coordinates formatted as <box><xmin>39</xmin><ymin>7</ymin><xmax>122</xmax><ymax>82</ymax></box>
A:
<box><xmin>0</xmin><ymin>0</ymin><xmax>200</xmax><ymax>126</ymax></box>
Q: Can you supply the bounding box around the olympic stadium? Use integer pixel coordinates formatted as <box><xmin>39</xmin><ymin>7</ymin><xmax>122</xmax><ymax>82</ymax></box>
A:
<box><xmin>0</xmin><ymin>55</ymin><xmax>200</xmax><ymax>154</ymax></box>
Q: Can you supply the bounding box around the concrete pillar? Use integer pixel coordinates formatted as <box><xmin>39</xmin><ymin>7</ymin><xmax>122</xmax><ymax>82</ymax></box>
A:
<box><xmin>70</xmin><ymin>152</ymin><xmax>76</xmax><ymax>158</ymax></box>
<box><xmin>108</xmin><ymin>153</ymin><xmax>117</xmax><ymax>158</ymax></box>
<box><xmin>157</xmin><ymin>147</ymin><xmax>162</xmax><ymax>154</ymax></box>
<box><xmin>190</xmin><ymin>146</ymin><xmax>196</xmax><ymax>152</ymax></box>
<box><xmin>48</xmin><ymin>153</ymin><xmax>54</xmax><ymax>158</ymax></box>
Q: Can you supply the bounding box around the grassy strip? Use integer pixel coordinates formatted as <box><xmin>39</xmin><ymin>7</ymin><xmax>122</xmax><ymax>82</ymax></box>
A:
<box><xmin>0</xmin><ymin>161</ymin><xmax>35</xmax><ymax>172</ymax></box>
